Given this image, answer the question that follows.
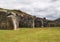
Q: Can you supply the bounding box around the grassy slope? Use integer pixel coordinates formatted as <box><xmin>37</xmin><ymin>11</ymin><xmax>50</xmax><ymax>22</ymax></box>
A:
<box><xmin>0</xmin><ymin>27</ymin><xmax>60</xmax><ymax>42</ymax></box>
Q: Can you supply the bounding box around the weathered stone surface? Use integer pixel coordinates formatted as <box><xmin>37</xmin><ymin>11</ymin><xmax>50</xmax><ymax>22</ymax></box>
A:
<box><xmin>0</xmin><ymin>9</ymin><xmax>49</xmax><ymax>30</ymax></box>
<box><xmin>0</xmin><ymin>10</ymin><xmax>20</xmax><ymax>30</ymax></box>
<box><xmin>0</xmin><ymin>11</ymin><xmax>14</xmax><ymax>30</ymax></box>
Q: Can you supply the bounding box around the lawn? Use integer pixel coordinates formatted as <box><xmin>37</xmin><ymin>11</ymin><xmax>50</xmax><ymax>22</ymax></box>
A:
<box><xmin>0</xmin><ymin>27</ymin><xmax>60</xmax><ymax>42</ymax></box>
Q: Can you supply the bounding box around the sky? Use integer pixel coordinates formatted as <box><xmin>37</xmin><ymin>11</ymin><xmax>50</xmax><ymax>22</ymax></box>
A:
<box><xmin>0</xmin><ymin>0</ymin><xmax>60</xmax><ymax>20</ymax></box>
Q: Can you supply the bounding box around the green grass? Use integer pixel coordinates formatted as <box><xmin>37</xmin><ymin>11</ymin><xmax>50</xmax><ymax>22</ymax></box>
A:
<box><xmin>0</xmin><ymin>27</ymin><xmax>60</xmax><ymax>42</ymax></box>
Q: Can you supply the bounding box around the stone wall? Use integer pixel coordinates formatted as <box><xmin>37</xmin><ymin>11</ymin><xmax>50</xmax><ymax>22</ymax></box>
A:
<box><xmin>0</xmin><ymin>11</ymin><xmax>14</xmax><ymax>30</ymax></box>
<box><xmin>0</xmin><ymin>10</ymin><xmax>49</xmax><ymax>30</ymax></box>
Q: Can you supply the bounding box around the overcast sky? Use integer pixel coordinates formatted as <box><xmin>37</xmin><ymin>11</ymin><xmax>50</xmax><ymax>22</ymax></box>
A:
<box><xmin>0</xmin><ymin>0</ymin><xmax>60</xmax><ymax>20</ymax></box>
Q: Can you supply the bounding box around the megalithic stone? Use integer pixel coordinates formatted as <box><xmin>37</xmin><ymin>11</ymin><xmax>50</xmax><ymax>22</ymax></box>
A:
<box><xmin>11</xmin><ymin>17</ymin><xmax>17</xmax><ymax>30</ymax></box>
<box><xmin>32</xmin><ymin>16</ymin><xmax>36</xmax><ymax>28</ymax></box>
<box><xmin>7</xmin><ymin>12</ymin><xmax>17</xmax><ymax>30</ymax></box>
<box><xmin>32</xmin><ymin>19</ymin><xmax>34</xmax><ymax>28</ymax></box>
<box><xmin>41</xmin><ymin>19</ymin><xmax>44</xmax><ymax>27</ymax></box>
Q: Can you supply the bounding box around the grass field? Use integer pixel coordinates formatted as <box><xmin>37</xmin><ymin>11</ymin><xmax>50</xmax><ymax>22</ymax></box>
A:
<box><xmin>0</xmin><ymin>27</ymin><xmax>60</xmax><ymax>42</ymax></box>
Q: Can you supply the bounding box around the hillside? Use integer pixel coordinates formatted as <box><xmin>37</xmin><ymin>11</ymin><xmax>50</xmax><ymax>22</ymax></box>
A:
<box><xmin>0</xmin><ymin>8</ymin><xmax>32</xmax><ymax>17</ymax></box>
<box><xmin>55</xmin><ymin>18</ymin><xmax>60</xmax><ymax>22</ymax></box>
